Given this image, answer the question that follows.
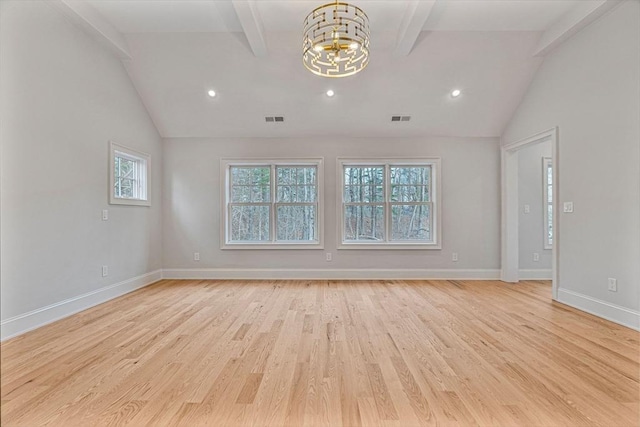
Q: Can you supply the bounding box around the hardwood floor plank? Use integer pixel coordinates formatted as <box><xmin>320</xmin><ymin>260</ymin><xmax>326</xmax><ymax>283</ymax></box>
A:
<box><xmin>283</xmin><ymin>362</ymin><xmax>309</xmax><ymax>426</ymax></box>
<box><xmin>389</xmin><ymin>356</ymin><xmax>432</xmax><ymax>426</ymax></box>
<box><xmin>366</xmin><ymin>363</ymin><xmax>399</xmax><ymax>420</ymax></box>
<box><xmin>1</xmin><ymin>279</ymin><xmax>638</xmax><ymax>426</ymax></box>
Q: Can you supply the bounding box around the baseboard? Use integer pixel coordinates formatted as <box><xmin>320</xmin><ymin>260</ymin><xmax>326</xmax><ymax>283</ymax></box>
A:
<box><xmin>556</xmin><ymin>288</ymin><xmax>640</xmax><ymax>331</ymax></box>
<box><xmin>0</xmin><ymin>270</ymin><xmax>163</xmax><ymax>341</ymax></box>
<box><xmin>519</xmin><ymin>269</ymin><xmax>552</xmax><ymax>280</ymax></box>
<box><xmin>161</xmin><ymin>268</ymin><xmax>501</xmax><ymax>280</ymax></box>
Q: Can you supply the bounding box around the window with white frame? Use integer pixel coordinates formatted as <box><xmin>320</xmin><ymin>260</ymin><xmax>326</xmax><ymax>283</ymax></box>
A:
<box><xmin>109</xmin><ymin>142</ymin><xmax>150</xmax><ymax>206</ymax></box>
<box><xmin>338</xmin><ymin>158</ymin><xmax>440</xmax><ymax>249</ymax></box>
<box><xmin>543</xmin><ymin>157</ymin><xmax>553</xmax><ymax>249</ymax></box>
<box><xmin>221</xmin><ymin>159</ymin><xmax>323</xmax><ymax>248</ymax></box>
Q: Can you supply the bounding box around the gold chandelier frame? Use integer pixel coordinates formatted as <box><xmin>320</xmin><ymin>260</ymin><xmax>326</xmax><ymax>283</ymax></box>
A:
<box><xmin>302</xmin><ymin>1</ymin><xmax>371</xmax><ymax>78</ymax></box>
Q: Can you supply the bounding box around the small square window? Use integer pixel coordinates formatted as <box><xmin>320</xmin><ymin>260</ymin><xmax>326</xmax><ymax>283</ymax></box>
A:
<box><xmin>109</xmin><ymin>142</ymin><xmax>150</xmax><ymax>206</ymax></box>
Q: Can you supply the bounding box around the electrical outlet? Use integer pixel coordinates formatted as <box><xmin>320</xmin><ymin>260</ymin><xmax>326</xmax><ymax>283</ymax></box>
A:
<box><xmin>194</xmin><ymin>252</ymin><xmax>200</xmax><ymax>261</ymax></box>
<box><xmin>524</xmin><ymin>204</ymin><xmax>530</xmax><ymax>214</ymax></box>
<box><xmin>326</xmin><ymin>253</ymin><xmax>332</xmax><ymax>262</ymax></box>
<box><xmin>608</xmin><ymin>278</ymin><xmax>617</xmax><ymax>292</ymax></box>
<box><xmin>102</xmin><ymin>209</ymin><xmax>108</xmax><ymax>221</ymax></box>
<box><xmin>452</xmin><ymin>252</ymin><xmax>459</xmax><ymax>262</ymax></box>
<box><xmin>102</xmin><ymin>265</ymin><xmax>108</xmax><ymax>277</ymax></box>
<box><xmin>533</xmin><ymin>253</ymin><xmax>540</xmax><ymax>262</ymax></box>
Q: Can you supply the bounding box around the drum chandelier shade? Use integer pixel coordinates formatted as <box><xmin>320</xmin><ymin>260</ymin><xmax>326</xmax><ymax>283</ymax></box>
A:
<box><xmin>302</xmin><ymin>1</ymin><xmax>371</xmax><ymax>78</ymax></box>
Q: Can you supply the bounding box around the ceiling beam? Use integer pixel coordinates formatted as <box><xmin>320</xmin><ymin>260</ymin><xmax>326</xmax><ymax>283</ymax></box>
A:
<box><xmin>533</xmin><ymin>0</ymin><xmax>622</xmax><ymax>57</ymax></box>
<box><xmin>394</xmin><ymin>0</ymin><xmax>437</xmax><ymax>56</ymax></box>
<box><xmin>231</xmin><ymin>0</ymin><xmax>268</xmax><ymax>57</ymax></box>
<box><xmin>50</xmin><ymin>0</ymin><xmax>131</xmax><ymax>60</ymax></box>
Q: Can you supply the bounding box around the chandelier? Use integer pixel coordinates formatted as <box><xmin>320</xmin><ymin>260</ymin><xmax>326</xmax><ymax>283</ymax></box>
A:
<box><xmin>302</xmin><ymin>1</ymin><xmax>370</xmax><ymax>78</ymax></box>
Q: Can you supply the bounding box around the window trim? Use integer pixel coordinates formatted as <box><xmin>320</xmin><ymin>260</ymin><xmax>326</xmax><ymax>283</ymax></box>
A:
<box><xmin>220</xmin><ymin>158</ymin><xmax>324</xmax><ymax>250</ymax></box>
<box><xmin>543</xmin><ymin>157</ymin><xmax>553</xmax><ymax>250</ymax></box>
<box><xmin>109</xmin><ymin>141</ymin><xmax>150</xmax><ymax>206</ymax></box>
<box><xmin>336</xmin><ymin>157</ymin><xmax>442</xmax><ymax>250</ymax></box>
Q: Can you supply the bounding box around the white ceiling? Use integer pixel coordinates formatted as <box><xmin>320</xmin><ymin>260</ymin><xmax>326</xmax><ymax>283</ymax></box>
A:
<box><xmin>89</xmin><ymin>1</ymin><xmax>243</xmax><ymax>33</ymax></box>
<box><xmin>83</xmin><ymin>0</ymin><xmax>602</xmax><ymax>138</ymax></box>
<box><xmin>88</xmin><ymin>0</ymin><xmax>595</xmax><ymax>33</ymax></box>
<box><xmin>423</xmin><ymin>0</ymin><xmax>595</xmax><ymax>31</ymax></box>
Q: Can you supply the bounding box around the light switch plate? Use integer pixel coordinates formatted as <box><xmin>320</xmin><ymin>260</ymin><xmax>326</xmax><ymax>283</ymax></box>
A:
<box><xmin>563</xmin><ymin>202</ymin><xmax>574</xmax><ymax>213</ymax></box>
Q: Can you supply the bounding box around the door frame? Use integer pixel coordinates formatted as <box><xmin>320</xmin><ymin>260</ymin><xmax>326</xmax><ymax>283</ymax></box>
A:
<box><xmin>501</xmin><ymin>127</ymin><xmax>559</xmax><ymax>300</ymax></box>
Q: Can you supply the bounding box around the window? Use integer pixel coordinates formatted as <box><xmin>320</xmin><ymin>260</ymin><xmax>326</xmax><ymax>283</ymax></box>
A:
<box><xmin>338</xmin><ymin>158</ymin><xmax>441</xmax><ymax>249</ymax></box>
<box><xmin>543</xmin><ymin>157</ymin><xmax>553</xmax><ymax>249</ymax></box>
<box><xmin>221</xmin><ymin>159</ymin><xmax>324</xmax><ymax>249</ymax></box>
<box><xmin>109</xmin><ymin>142</ymin><xmax>150</xmax><ymax>206</ymax></box>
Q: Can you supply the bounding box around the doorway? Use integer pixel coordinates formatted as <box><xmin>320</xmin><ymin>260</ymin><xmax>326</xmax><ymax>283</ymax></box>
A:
<box><xmin>501</xmin><ymin>128</ymin><xmax>559</xmax><ymax>300</ymax></box>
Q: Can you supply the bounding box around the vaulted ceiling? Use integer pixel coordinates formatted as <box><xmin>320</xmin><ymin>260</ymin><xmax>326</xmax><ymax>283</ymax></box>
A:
<box><xmin>57</xmin><ymin>0</ymin><xmax>619</xmax><ymax>138</ymax></box>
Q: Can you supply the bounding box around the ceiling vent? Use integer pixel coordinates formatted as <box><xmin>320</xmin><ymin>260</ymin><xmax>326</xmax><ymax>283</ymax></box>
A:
<box><xmin>265</xmin><ymin>116</ymin><xmax>284</xmax><ymax>123</ymax></box>
<box><xmin>391</xmin><ymin>115</ymin><xmax>411</xmax><ymax>122</ymax></box>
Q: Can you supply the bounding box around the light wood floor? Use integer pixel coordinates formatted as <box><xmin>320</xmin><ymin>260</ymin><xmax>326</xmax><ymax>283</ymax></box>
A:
<box><xmin>1</xmin><ymin>280</ymin><xmax>638</xmax><ymax>426</ymax></box>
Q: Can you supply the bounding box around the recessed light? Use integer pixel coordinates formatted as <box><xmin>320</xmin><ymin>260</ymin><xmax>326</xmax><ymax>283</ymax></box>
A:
<box><xmin>326</xmin><ymin>90</ymin><xmax>335</xmax><ymax>97</ymax></box>
<box><xmin>451</xmin><ymin>89</ymin><xmax>461</xmax><ymax>98</ymax></box>
<box><xmin>207</xmin><ymin>90</ymin><xmax>216</xmax><ymax>97</ymax></box>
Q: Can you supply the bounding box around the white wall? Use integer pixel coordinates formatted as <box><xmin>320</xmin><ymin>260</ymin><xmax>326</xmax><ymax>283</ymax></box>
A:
<box><xmin>0</xmin><ymin>1</ymin><xmax>163</xmax><ymax>338</ymax></box>
<box><xmin>502</xmin><ymin>1</ymin><xmax>640</xmax><ymax>328</ymax></box>
<box><xmin>162</xmin><ymin>137</ymin><xmax>501</xmax><ymax>277</ymax></box>
<box><xmin>518</xmin><ymin>140</ymin><xmax>552</xmax><ymax>273</ymax></box>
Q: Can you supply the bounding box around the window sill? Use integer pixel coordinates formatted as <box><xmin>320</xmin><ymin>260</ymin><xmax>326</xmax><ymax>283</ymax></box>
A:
<box><xmin>221</xmin><ymin>242</ymin><xmax>324</xmax><ymax>250</ymax></box>
<box><xmin>337</xmin><ymin>242</ymin><xmax>441</xmax><ymax>250</ymax></box>
<box><xmin>109</xmin><ymin>198</ymin><xmax>150</xmax><ymax>207</ymax></box>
